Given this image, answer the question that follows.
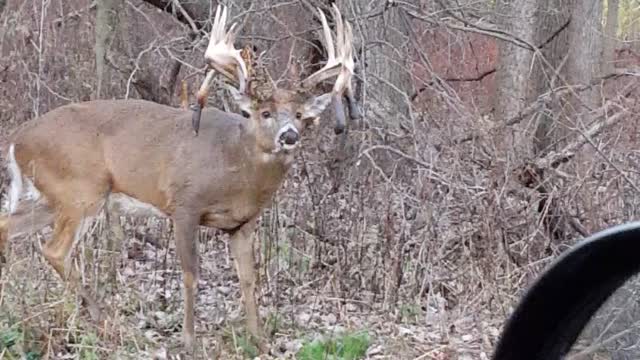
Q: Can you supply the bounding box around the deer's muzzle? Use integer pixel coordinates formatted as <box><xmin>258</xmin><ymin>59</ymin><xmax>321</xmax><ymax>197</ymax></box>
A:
<box><xmin>275</xmin><ymin>124</ymin><xmax>300</xmax><ymax>151</ymax></box>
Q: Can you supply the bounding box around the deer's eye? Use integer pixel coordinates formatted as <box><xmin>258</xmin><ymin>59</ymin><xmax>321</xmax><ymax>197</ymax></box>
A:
<box><xmin>241</xmin><ymin>111</ymin><xmax>251</xmax><ymax>118</ymax></box>
<box><xmin>296</xmin><ymin>112</ymin><xmax>302</xmax><ymax>119</ymax></box>
<box><xmin>261</xmin><ymin>111</ymin><xmax>271</xmax><ymax>119</ymax></box>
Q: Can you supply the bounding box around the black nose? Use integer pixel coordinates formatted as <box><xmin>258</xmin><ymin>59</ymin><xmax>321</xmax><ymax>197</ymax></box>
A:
<box><xmin>280</xmin><ymin>129</ymin><xmax>299</xmax><ymax>145</ymax></box>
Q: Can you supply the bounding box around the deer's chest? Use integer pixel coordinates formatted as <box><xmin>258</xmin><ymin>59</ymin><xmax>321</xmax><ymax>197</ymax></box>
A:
<box><xmin>200</xmin><ymin>183</ymin><xmax>279</xmax><ymax>231</ymax></box>
<box><xmin>197</xmin><ymin>157</ymin><xmax>288</xmax><ymax>231</ymax></box>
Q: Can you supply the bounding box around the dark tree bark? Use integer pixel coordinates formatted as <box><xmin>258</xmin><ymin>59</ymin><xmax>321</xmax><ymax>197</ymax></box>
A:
<box><xmin>104</xmin><ymin>0</ymin><xmax>207</xmax><ymax>105</ymax></box>
<box><xmin>602</xmin><ymin>0</ymin><xmax>620</xmax><ymax>74</ymax></box>
<box><xmin>526</xmin><ymin>0</ymin><xmax>604</xmax><ymax>244</ymax></box>
<box><xmin>532</xmin><ymin>0</ymin><xmax>572</xmax><ymax>156</ymax></box>
<box><xmin>95</xmin><ymin>0</ymin><xmax>120</xmax><ymax>99</ymax></box>
<box><xmin>350</xmin><ymin>1</ymin><xmax>412</xmax><ymax>128</ymax></box>
<box><xmin>493</xmin><ymin>0</ymin><xmax>539</xmax><ymax>123</ymax></box>
<box><xmin>566</xmin><ymin>0</ymin><xmax>603</xmax><ymax>109</ymax></box>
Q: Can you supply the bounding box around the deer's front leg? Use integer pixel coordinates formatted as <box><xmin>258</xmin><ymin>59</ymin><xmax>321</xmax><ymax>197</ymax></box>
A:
<box><xmin>229</xmin><ymin>217</ymin><xmax>267</xmax><ymax>352</ymax></box>
<box><xmin>173</xmin><ymin>212</ymin><xmax>200</xmax><ymax>352</ymax></box>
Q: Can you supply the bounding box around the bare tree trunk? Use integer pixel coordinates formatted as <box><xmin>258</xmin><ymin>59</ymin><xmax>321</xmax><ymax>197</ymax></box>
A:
<box><xmin>352</xmin><ymin>2</ymin><xmax>412</xmax><ymax>128</ymax></box>
<box><xmin>525</xmin><ymin>0</ymin><xmax>603</xmax><ymax>243</ymax></box>
<box><xmin>618</xmin><ymin>0</ymin><xmax>640</xmax><ymax>52</ymax></box>
<box><xmin>532</xmin><ymin>0</ymin><xmax>572</xmax><ymax>156</ymax></box>
<box><xmin>531</xmin><ymin>0</ymin><xmax>604</xmax><ymax>154</ymax></box>
<box><xmin>493</xmin><ymin>0</ymin><xmax>538</xmax><ymax>123</ymax></box>
<box><xmin>532</xmin><ymin>0</ymin><xmax>573</xmax><ymax>244</ymax></box>
<box><xmin>95</xmin><ymin>0</ymin><xmax>119</xmax><ymax>99</ymax></box>
<box><xmin>602</xmin><ymin>0</ymin><xmax>620</xmax><ymax>74</ymax></box>
<box><xmin>506</xmin><ymin>0</ymin><xmax>573</xmax><ymax>244</ymax></box>
<box><xmin>566</xmin><ymin>0</ymin><xmax>603</xmax><ymax>109</ymax></box>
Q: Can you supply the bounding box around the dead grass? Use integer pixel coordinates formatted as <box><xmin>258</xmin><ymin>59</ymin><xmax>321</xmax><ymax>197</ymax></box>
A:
<box><xmin>0</xmin><ymin>206</ymin><xmax>519</xmax><ymax>359</ymax></box>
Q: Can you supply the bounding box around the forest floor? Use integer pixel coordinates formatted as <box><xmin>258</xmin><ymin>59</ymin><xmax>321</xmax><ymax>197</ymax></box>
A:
<box><xmin>0</xmin><ymin>213</ymin><xmax>503</xmax><ymax>360</ymax></box>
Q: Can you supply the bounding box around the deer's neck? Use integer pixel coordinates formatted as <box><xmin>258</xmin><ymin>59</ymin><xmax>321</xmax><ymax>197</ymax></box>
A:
<box><xmin>251</xmin><ymin>149</ymin><xmax>293</xmax><ymax>187</ymax></box>
<box><xmin>238</xmin><ymin>125</ymin><xmax>294</xmax><ymax>172</ymax></box>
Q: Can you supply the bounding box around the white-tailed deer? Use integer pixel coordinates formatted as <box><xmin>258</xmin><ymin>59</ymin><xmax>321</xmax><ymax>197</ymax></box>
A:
<box><xmin>0</xmin><ymin>4</ymin><xmax>359</xmax><ymax>353</ymax></box>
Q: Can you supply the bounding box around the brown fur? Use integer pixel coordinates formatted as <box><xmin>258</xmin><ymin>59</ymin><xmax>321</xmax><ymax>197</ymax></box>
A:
<box><xmin>8</xmin><ymin>99</ymin><xmax>299</xmax><ymax>224</ymax></box>
<box><xmin>0</xmin><ymin>97</ymin><xmax>323</xmax><ymax>353</ymax></box>
<box><xmin>0</xmin><ymin>3</ymin><xmax>358</xmax><ymax>354</ymax></box>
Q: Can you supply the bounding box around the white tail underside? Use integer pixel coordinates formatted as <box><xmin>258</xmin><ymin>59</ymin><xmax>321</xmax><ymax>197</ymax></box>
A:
<box><xmin>5</xmin><ymin>143</ymin><xmax>43</xmax><ymax>215</ymax></box>
<box><xmin>7</xmin><ymin>144</ymin><xmax>23</xmax><ymax>214</ymax></box>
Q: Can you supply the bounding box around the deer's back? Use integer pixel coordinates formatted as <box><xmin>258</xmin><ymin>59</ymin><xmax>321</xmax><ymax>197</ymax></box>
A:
<box><xmin>6</xmin><ymin>99</ymin><xmax>273</xmax><ymax>217</ymax></box>
<box><xmin>7</xmin><ymin>100</ymin><xmax>190</xmax><ymax>210</ymax></box>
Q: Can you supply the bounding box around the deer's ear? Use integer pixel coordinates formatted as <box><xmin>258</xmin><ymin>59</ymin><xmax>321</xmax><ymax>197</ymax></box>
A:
<box><xmin>301</xmin><ymin>92</ymin><xmax>332</xmax><ymax>119</ymax></box>
<box><xmin>227</xmin><ymin>86</ymin><xmax>253</xmax><ymax>115</ymax></box>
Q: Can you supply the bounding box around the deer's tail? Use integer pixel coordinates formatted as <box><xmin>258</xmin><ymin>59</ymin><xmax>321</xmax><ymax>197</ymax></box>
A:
<box><xmin>492</xmin><ymin>222</ymin><xmax>640</xmax><ymax>360</ymax></box>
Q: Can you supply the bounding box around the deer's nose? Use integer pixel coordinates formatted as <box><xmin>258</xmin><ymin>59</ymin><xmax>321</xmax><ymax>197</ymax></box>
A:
<box><xmin>280</xmin><ymin>129</ymin><xmax>299</xmax><ymax>145</ymax></box>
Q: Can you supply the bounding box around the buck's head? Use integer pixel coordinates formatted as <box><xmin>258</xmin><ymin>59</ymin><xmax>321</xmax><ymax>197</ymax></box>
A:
<box><xmin>226</xmin><ymin>83</ymin><xmax>332</xmax><ymax>153</ymax></box>
<box><xmin>195</xmin><ymin>4</ymin><xmax>356</xmax><ymax>154</ymax></box>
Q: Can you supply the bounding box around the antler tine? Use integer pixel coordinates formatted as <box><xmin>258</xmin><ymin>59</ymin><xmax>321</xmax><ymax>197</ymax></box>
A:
<box><xmin>335</xmin><ymin>4</ymin><xmax>354</xmax><ymax>71</ymax></box>
<box><xmin>330</xmin><ymin>4</ymin><xmax>354</xmax><ymax>94</ymax></box>
<box><xmin>319</xmin><ymin>7</ymin><xmax>336</xmax><ymax>66</ymax></box>
<box><xmin>197</xmin><ymin>5</ymin><xmax>248</xmax><ymax>99</ymax></box>
<box><xmin>193</xmin><ymin>4</ymin><xmax>249</xmax><ymax>135</ymax></box>
<box><xmin>212</xmin><ymin>4</ymin><xmax>222</xmax><ymax>40</ymax></box>
<box><xmin>204</xmin><ymin>5</ymin><xmax>248</xmax><ymax>90</ymax></box>
<box><xmin>299</xmin><ymin>7</ymin><xmax>342</xmax><ymax>90</ymax></box>
<box><xmin>340</xmin><ymin>18</ymin><xmax>362</xmax><ymax>122</ymax></box>
<box><xmin>299</xmin><ymin>5</ymin><xmax>359</xmax><ymax>133</ymax></box>
<box><xmin>300</xmin><ymin>5</ymin><xmax>357</xmax><ymax>92</ymax></box>
<box><xmin>333</xmin><ymin>4</ymin><xmax>344</xmax><ymax>59</ymax></box>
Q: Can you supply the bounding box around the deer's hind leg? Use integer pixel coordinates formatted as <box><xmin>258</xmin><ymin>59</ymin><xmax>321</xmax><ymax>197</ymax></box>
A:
<box><xmin>43</xmin><ymin>197</ymin><xmax>107</xmax><ymax>322</ymax></box>
<box><xmin>24</xmin><ymin>174</ymin><xmax>111</xmax><ymax>322</ymax></box>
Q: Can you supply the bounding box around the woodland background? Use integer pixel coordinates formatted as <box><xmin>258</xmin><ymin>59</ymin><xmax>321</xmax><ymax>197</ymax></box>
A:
<box><xmin>0</xmin><ymin>0</ymin><xmax>639</xmax><ymax>359</ymax></box>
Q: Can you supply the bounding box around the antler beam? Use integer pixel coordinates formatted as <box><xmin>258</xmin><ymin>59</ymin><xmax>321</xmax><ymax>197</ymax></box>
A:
<box><xmin>300</xmin><ymin>4</ymin><xmax>361</xmax><ymax>134</ymax></box>
<box><xmin>192</xmin><ymin>4</ymin><xmax>249</xmax><ymax>134</ymax></box>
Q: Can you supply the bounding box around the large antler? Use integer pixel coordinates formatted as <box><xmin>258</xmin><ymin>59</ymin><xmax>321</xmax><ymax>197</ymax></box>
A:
<box><xmin>300</xmin><ymin>4</ymin><xmax>361</xmax><ymax>134</ymax></box>
<box><xmin>192</xmin><ymin>4</ymin><xmax>249</xmax><ymax>135</ymax></box>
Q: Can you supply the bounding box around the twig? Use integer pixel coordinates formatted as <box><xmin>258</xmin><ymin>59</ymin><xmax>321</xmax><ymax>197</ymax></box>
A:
<box><xmin>537</xmin><ymin>110</ymin><xmax>627</xmax><ymax>170</ymax></box>
<box><xmin>410</xmin><ymin>68</ymin><xmax>496</xmax><ymax>101</ymax></box>
<box><xmin>125</xmin><ymin>41</ymin><xmax>157</xmax><ymax>99</ymax></box>
<box><xmin>35</xmin><ymin>0</ymin><xmax>50</xmax><ymax>117</ymax></box>
<box><xmin>139</xmin><ymin>0</ymin><xmax>201</xmax><ymax>31</ymax></box>
<box><xmin>171</xmin><ymin>0</ymin><xmax>198</xmax><ymax>34</ymax></box>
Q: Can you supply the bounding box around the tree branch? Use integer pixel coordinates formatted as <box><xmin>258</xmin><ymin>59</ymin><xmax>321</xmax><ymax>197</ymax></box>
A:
<box><xmin>171</xmin><ymin>0</ymin><xmax>198</xmax><ymax>33</ymax></box>
<box><xmin>140</xmin><ymin>0</ymin><xmax>210</xmax><ymax>31</ymax></box>
<box><xmin>444</xmin><ymin>70</ymin><xmax>639</xmax><ymax>147</ymax></box>
<box><xmin>537</xmin><ymin>110</ymin><xmax>627</xmax><ymax>171</ymax></box>
<box><xmin>410</xmin><ymin>68</ymin><xmax>496</xmax><ymax>101</ymax></box>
